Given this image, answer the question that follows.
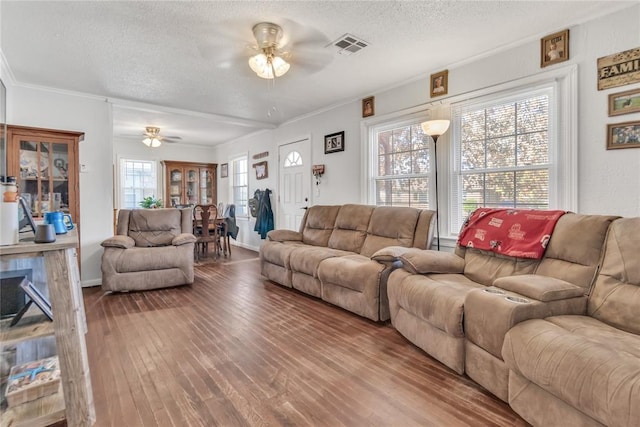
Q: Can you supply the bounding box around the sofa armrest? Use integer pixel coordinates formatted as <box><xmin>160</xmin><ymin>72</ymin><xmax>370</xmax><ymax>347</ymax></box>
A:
<box><xmin>399</xmin><ymin>249</ymin><xmax>465</xmax><ymax>274</ymax></box>
<box><xmin>494</xmin><ymin>275</ymin><xmax>585</xmax><ymax>302</ymax></box>
<box><xmin>464</xmin><ymin>286</ymin><xmax>588</xmax><ymax>360</ymax></box>
<box><xmin>101</xmin><ymin>235</ymin><xmax>135</xmax><ymax>249</ymax></box>
<box><xmin>267</xmin><ymin>229</ymin><xmax>303</xmax><ymax>242</ymax></box>
<box><xmin>172</xmin><ymin>233</ymin><xmax>197</xmax><ymax>246</ymax></box>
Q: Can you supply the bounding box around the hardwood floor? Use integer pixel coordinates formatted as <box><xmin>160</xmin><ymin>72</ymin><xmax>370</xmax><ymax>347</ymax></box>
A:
<box><xmin>83</xmin><ymin>247</ymin><xmax>528</xmax><ymax>427</ymax></box>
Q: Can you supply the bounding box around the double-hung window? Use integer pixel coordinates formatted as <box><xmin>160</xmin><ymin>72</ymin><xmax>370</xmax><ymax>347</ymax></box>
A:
<box><xmin>370</xmin><ymin>118</ymin><xmax>431</xmax><ymax>208</ymax></box>
<box><xmin>231</xmin><ymin>155</ymin><xmax>248</xmax><ymax>217</ymax></box>
<box><xmin>119</xmin><ymin>158</ymin><xmax>158</xmax><ymax>209</ymax></box>
<box><xmin>450</xmin><ymin>86</ymin><xmax>555</xmax><ymax>233</ymax></box>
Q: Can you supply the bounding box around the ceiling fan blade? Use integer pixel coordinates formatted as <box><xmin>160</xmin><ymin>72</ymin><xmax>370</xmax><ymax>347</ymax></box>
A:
<box><xmin>162</xmin><ymin>135</ymin><xmax>182</xmax><ymax>140</ymax></box>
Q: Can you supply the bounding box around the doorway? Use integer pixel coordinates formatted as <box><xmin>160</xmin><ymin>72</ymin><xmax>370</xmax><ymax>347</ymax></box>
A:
<box><xmin>278</xmin><ymin>138</ymin><xmax>311</xmax><ymax>231</ymax></box>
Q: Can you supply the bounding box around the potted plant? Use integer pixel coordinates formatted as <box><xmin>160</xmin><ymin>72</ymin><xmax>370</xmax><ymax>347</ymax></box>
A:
<box><xmin>139</xmin><ymin>196</ymin><xmax>163</xmax><ymax>209</ymax></box>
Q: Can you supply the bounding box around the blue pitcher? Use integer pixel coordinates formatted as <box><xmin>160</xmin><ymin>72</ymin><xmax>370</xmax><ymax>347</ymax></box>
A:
<box><xmin>43</xmin><ymin>211</ymin><xmax>74</xmax><ymax>234</ymax></box>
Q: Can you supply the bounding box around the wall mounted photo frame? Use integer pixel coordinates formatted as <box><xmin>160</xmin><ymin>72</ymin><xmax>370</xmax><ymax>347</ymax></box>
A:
<box><xmin>608</xmin><ymin>88</ymin><xmax>640</xmax><ymax>116</ymax></box>
<box><xmin>430</xmin><ymin>70</ymin><xmax>448</xmax><ymax>98</ymax></box>
<box><xmin>362</xmin><ymin>96</ymin><xmax>375</xmax><ymax>118</ymax></box>
<box><xmin>607</xmin><ymin>120</ymin><xmax>640</xmax><ymax>150</ymax></box>
<box><xmin>598</xmin><ymin>47</ymin><xmax>640</xmax><ymax>90</ymax></box>
<box><xmin>324</xmin><ymin>131</ymin><xmax>345</xmax><ymax>154</ymax></box>
<box><xmin>220</xmin><ymin>163</ymin><xmax>228</xmax><ymax>178</ymax></box>
<box><xmin>253</xmin><ymin>161</ymin><xmax>268</xmax><ymax>180</ymax></box>
<box><xmin>541</xmin><ymin>29</ymin><xmax>569</xmax><ymax>68</ymax></box>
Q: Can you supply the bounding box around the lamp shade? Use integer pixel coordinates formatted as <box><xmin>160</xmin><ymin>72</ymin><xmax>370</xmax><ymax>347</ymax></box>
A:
<box><xmin>248</xmin><ymin>52</ymin><xmax>290</xmax><ymax>79</ymax></box>
<box><xmin>421</xmin><ymin>120</ymin><xmax>450</xmax><ymax>137</ymax></box>
<box><xmin>142</xmin><ymin>137</ymin><xmax>161</xmax><ymax>148</ymax></box>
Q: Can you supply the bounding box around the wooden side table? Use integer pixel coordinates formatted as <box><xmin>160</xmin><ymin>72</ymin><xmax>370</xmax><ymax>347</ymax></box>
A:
<box><xmin>0</xmin><ymin>230</ymin><xmax>95</xmax><ymax>427</ymax></box>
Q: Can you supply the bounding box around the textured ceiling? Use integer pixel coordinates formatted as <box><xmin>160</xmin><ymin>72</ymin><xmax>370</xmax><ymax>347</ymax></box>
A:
<box><xmin>1</xmin><ymin>1</ymin><xmax>628</xmax><ymax>146</ymax></box>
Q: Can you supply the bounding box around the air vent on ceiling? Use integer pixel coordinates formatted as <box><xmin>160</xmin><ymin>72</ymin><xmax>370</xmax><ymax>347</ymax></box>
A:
<box><xmin>330</xmin><ymin>34</ymin><xmax>369</xmax><ymax>56</ymax></box>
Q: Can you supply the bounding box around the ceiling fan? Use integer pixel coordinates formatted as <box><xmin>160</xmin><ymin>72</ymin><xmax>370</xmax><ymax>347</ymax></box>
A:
<box><xmin>140</xmin><ymin>127</ymin><xmax>182</xmax><ymax>148</ymax></box>
<box><xmin>201</xmin><ymin>19</ymin><xmax>332</xmax><ymax>79</ymax></box>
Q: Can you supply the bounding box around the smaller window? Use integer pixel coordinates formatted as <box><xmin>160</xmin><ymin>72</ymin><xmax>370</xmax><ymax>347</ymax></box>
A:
<box><xmin>119</xmin><ymin>159</ymin><xmax>158</xmax><ymax>209</ymax></box>
<box><xmin>231</xmin><ymin>156</ymin><xmax>248</xmax><ymax>217</ymax></box>
<box><xmin>284</xmin><ymin>151</ymin><xmax>303</xmax><ymax>167</ymax></box>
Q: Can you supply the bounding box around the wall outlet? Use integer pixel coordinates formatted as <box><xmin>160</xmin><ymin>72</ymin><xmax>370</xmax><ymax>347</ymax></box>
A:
<box><xmin>80</xmin><ymin>164</ymin><xmax>88</xmax><ymax>173</ymax></box>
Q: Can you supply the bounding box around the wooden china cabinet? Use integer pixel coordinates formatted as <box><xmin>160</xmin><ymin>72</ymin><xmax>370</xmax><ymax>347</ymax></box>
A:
<box><xmin>6</xmin><ymin>125</ymin><xmax>83</xmax><ymax>228</ymax></box>
<box><xmin>161</xmin><ymin>160</ymin><xmax>217</xmax><ymax>207</ymax></box>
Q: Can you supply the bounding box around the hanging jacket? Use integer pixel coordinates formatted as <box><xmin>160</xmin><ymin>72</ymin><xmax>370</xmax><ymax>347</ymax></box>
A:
<box><xmin>254</xmin><ymin>188</ymin><xmax>274</xmax><ymax>239</ymax></box>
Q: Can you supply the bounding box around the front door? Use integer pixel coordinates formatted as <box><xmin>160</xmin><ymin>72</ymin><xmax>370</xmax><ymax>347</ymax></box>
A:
<box><xmin>278</xmin><ymin>138</ymin><xmax>311</xmax><ymax>231</ymax></box>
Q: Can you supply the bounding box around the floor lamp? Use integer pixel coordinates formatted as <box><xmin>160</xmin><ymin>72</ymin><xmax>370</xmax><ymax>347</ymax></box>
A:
<box><xmin>421</xmin><ymin>119</ymin><xmax>450</xmax><ymax>251</ymax></box>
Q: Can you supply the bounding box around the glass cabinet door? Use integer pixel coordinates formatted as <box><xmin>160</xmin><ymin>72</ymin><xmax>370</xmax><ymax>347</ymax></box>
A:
<box><xmin>18</xmin><ymin>139</ymin><xmax>70</xmax><ymax>217</ymax></box>
<box><xmin>185</xmin><ymin>167</ymin><xmax>198</xmax><ymax>205</ymax></box>
<box><xmin>169</xmin><ymin>168</ymin><xmax>183</xmax><ymax>207</ymax></box>
<box><xmin>199</xmin><ymin>168</ymin><xmax>213</xmax><ymax>205</ymax></box>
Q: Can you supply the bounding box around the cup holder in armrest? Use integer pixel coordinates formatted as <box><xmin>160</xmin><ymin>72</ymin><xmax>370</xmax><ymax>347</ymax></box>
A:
<box><xmin>483</xmin><ymin>287</ymin><xmax>505</xmax><ymax>295</ymax></box>
<box><xmin>505</xmin><ymin>296</ymin><xmax>530</xmax><ymax>304</ymax></box>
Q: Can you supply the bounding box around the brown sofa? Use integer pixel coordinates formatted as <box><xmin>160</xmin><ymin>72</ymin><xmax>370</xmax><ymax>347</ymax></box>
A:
<box><xmin>387</xmin><ymin>213</ymin><xmax>617</xmax><ymax>379</ymax></box>
<box><xmin>260</xmin><ymin>204</ymin><xmax>435</xmax><ymax>321</ymax></box>
<box><xmin>101</xmin><ymin>208</ymin><xmax>196</xmax><ymax>292</ymax></box>
<box><xmin>501</xmin><ymin>217</ymin><xmax>640</xmax><ymax>427</ymax></box>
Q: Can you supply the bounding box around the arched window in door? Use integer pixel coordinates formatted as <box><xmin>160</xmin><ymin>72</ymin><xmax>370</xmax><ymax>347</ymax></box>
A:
<box><xmin>284</xmin><ymin>151</ymin><xmax>303</xmax><ymax>167</ymax></box>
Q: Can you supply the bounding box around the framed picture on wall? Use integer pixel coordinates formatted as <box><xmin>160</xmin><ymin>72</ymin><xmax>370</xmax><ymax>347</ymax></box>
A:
<box><xmin>541</xmin><ymin>29</ymin><xmax>569</xmax><ymax>68</ymax></box>
<box><xmin>362</xmin><ymin>96</ymin><xmax>375</xmax><ymax>118</ymax></box>
<box><xmin>607</xmin><ymin>120</ymin><xmax>640</xmax><ymax>150</ymax></box>
<box><xmin>324</xmin><ymin>131</ymin><xmax>345</xmax><ymax>154</ymax></box>
<box><xmin>608</xmin><ymin>88</ymin><xmax>640</xmax><ymax>116</ymax></box>
<box><xmin>430</xmin><ymin>70</ymin><xmax>448</xmax><ymax>97</ymax></box>
<box><xmin>253</xmin><ymin>161</ymin><xmax>268</xmax><ymax>180</ymax></box>
<box><xmin>220</xmin><ymin>163</ymin><xmax>228</xmax><ymax>178</ymax></box>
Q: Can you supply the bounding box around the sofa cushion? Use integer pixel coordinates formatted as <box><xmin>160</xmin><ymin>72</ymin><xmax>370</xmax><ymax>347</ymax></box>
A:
<box><xmin>260</xmin><ymin>241</ymin><xmax>303</xmax><ymax>268</ymax></box>
<box><xmin>463</xmin><ymin>248</ymin><xmax>538</xmax><ymax>286</ymax></box>
<box><xmin>588</xmin><ymin>217</ymin><xmax>640</xmax><ymax>334</ymax></box>
<box><xmin>327</xmin><ymin>204</ymin><xmax>374</xmax><ymax>252</ymax></box>
<box><xmin>391</xmin><ymin>273</ymin><xmax>483</xmax><ymax>337</ymax></box>
<box><xmin>503</xmin><ymin>317</ymin><xmax>640</xmax><ymax>427</ymax></box>
<box><xmin>289</xmin><ymin>246</ymin><xmax>351</xmax><ymax>277</ymax></box>
<box><xmin>127</xmin><ymin>209</ymin><xmax>182</xmax><ymax>247</ymax></box>
<box><xmin>318</xmin><ymin>254</ymin><xmax>385</xmax><ymax>293</ymax></box>
<box><xmin>301</xmin><ymin>205</ymin><xmax>341</xmax><ymax>247</ymax></box>
<box><xmin>535</xmin><ymin>214</ymin><xmax>619</xmax><ymax>290</ymax></box>
<box><xmin>360</xmin><ymin>207</ymin><xmax>420</xmax><ymax>257</ymax></box>
<box><xmin>111</xmin><ymin>245</ymin><xmax>191</xmax><ymax>273</ymax></box>
<box><xmin>494</xmin><ymin>275</ymin><xmax>585</xmax><ymax>302</ymax></box>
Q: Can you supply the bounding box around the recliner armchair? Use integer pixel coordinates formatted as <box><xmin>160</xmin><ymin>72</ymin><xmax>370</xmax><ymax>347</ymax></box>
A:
<box><xmin>101</xmin><ymin>208</ymin><xmax>196</xmax><ymax>292</ymax></box>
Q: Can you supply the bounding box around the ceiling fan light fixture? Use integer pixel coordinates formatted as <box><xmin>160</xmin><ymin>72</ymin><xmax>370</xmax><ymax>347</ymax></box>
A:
<box><xmin>248</xmin><ymin>52</ymin><xmax>290</xmax><ymax>79</ymax></box>
<box><xmin>248</xmin><ymin>22</ymin><xmax>290</xmax><ymax>79</ymax></box>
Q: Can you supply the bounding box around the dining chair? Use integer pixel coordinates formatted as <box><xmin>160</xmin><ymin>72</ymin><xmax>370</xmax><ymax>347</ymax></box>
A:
<box><xmin>193</xmin><ymin>204</ymin><xmax>219</xmax><ymax>260</ymax></box>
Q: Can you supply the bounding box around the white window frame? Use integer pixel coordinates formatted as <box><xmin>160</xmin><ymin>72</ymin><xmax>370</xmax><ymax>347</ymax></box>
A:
<box><xmin>448</xmin><ymin>66</ymin><xmax>577</xmax><ymax>237</ymax></box>
<box><xmin>229</xmin><ymin>153</ymin><xmax>249</xmax><ymax>219</ymax></box>
<box><xmin>363</xmin><ymin>110</ymin><xmax>433</xmax><ymax>207</ymax></box>
<box><xmin>117</xmin><ymin>157</ymin><xmax>159</xmax><ymax>209</ymax></box>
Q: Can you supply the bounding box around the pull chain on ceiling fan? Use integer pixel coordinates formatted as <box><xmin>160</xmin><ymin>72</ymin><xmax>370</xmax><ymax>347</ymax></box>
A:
<box><xmin>248</xmin><ymin>22</ymin><xmax>290</xmax><ymax>79</ymax></box>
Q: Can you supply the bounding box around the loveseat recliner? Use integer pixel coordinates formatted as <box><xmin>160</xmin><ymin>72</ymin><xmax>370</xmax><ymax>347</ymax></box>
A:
<box><xmin>387</xmin><ymin>212</ymin><xmax>617</xmax><ymax>380</ymax></box>
<box><xmin>101</xmin><ymin>208</ymin><xmax>196</xmax><ymax>292</ymax></box>
<box><xmin>260</xmin><ymin>204</ymin><xmax>435</xmax><ymax>321</ymax></box>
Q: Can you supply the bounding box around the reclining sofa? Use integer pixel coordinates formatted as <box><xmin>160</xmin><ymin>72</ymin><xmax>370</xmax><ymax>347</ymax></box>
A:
<box><xmin>388</xmin><ymin>210</ymin><xmax>640</xmax><ymax>426</ymax></box>
<box><xmin>101</xmin><ymin>208</ymin><xmax>196</xmax><ymax>292</ymax></box>
<box><xmin>260</xmin><ymin>204</ymin><xmax>435</xmax><ymax>321</ymax></box>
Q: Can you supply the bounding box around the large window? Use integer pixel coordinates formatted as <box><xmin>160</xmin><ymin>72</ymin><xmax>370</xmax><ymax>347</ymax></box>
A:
<box><xmin>231</xmin><ymin>155</ymin><xmax>248</xmax><ymax>217</ymax></box>
<box><xmin>119</xmin><ymin>158</ymin><xmax>158</xmax><ymax>209</ymax></box>
<box><xmin>450</xmin><ymin>87</ymin><xmax>554</xmax><ymax>232</ymax></box>
<box><xmin>370</xmin><ymin>119</ymin><xmax>431</xmax><ymax>208</ymax></box>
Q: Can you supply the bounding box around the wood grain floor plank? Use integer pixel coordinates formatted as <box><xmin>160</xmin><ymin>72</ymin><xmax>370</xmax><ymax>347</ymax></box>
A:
<box><xmin>85</xmin><ymin>248</ymin><xmax>528</xmax><ymax>427</ymax></box>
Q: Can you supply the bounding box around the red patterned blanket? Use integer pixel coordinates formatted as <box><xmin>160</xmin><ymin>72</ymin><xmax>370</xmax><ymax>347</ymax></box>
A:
<box><xmin>457</xmin><ymin>208</ymin><xmax>566</xmax><ymax>259</ymax></box>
